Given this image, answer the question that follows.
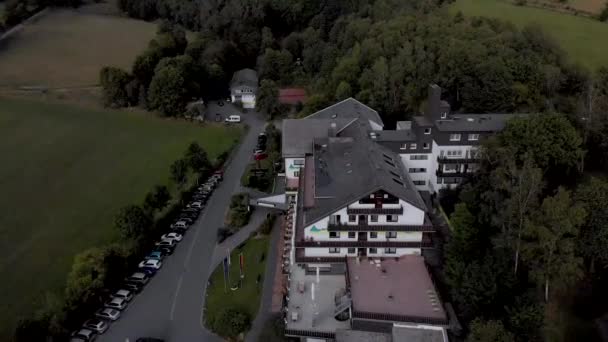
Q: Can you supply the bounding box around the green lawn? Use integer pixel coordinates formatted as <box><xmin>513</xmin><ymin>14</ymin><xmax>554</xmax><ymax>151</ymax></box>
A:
<box><xmin>205</xmin><ymin>235</ymin><xmax>271</xmax><ymax>335</ymax></box>
<box><xmin>450</xmin><ymin>0</ymin><xmax>608</xmax><ymax>70</ymax></box>
<box><xmin>0</xmin><ymin>97</ymin><xmax>242</xmax><ymax>340</ymax></box>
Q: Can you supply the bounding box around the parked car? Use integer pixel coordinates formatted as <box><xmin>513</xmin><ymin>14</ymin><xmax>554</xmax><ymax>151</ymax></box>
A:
<box><xmin>213</xmin><ymin>169</ymin><xmax>224</xmax><ymax>180</ymax></box>
<box><xmin>152</xmin><ymin>246</ymin><xmax>173</xmax><ymax>256</ymax></box>
<box><xmin>179</xmin><ymin>211</ymin><xmax>198</xmax><ymax>219</ymax></box>
<box><xmin>145</xmin><ymin>251</ymin><xmax>164</xmax><ymax>261</ymax></box>
<box><xmin>95</xmin><ymin>308</ymin><xmax>121</xmax><ymax>321</ymax></box>
<box><xmin>71</xmin><ymin>329</ymin><xmax>97</xmax><ymax>341</ymax></box>
<box><xmin>83</xmin><ymin>319</ymin><xmax>108</xmax><ymax>334</ymax></box>
<box><xmin>161</xmin><ymin>232</ymin><xmax>183</xmax><ymax>242</ymax></box>
<box><xmin>111</xmin><ymin>289</ymin><xmax>134</xmax><ymax>302</ymax></box>
<box><xmin>177</xmin><ymin>217</ymin><xmax>193</xmax><ymax>224</ymax></box>
<box><xmin>254</xmin><ymin>152</ymin><xmax>268</xmax><ymax>161</ymax></box>
<box><xmin>139</xmin><ymin>259</ymin><xmax>163</xmax><ymax>270</ymax></box>
<box><xmin>125</xmin><ymin>272</ymin><xmax>149</xmax><ymax>285</ymax></box>
<box><xmin>170</xmin><ymin>221</ymin><xmax>189</xmax><ymax>230</ymax></box>
<box><xmin>122</xmin><ymin>282</ymin><xmax>143</xmax><ymax>293</ymax></box>
<box><xmin>225</xmin><ymin>115</ymin><xmax>241</xmax><ymax>123</ymax></box>
<box><xmin>105</xmin><ymin>297</ymin><xmax>128</xmax><ymax>310</ymax></box>
<box><xmin>188</xmin><ymin>201</ymin><xmax>204</xmax><ymax>209</ymax></box>
<box><xmin>155</xmin><ymin>240</ymin><xmax>176</xmax><ymax>249</ymax></box>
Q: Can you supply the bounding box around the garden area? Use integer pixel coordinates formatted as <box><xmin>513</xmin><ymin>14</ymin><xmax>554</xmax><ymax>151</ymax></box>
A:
<box><xmin>204</xmin><ymin>234</ymin><xmax>271</xmax><ymax>339</ymax></box>
<box><xmin>241</xmin><ymin>124</ymin><xmax>282</xmax><ymax>192</ymax></box>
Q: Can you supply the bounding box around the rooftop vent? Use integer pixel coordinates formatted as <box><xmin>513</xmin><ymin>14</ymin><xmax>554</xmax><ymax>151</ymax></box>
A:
<box><xmin>467</xmin><ymin>118</ymin><xmax>475</xmax><ymax>122</ymax></box>
<box><xmin>331</xmin><ymin>114</ymin><xmax>337</xmax><ymax>119</ymax></box>
<box><xmin>347</xmin><ymin>170</ymin><xmax>353</xmax><ymax>174</ymax></box>
<box><xmin>387</xmin><ymin>294</ymin><xmax>394</xmax><ymax>301</ymax></box>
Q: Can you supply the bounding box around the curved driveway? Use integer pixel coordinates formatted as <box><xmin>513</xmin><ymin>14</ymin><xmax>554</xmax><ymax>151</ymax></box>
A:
<box><xmin>99</xmin><ymin>110</ymin><xmax>265</xmax><ymax>342</ymax></box>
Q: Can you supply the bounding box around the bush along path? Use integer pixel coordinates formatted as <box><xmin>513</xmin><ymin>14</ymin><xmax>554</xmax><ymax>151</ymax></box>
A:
<box><xmin>204</xmin><ymin>210</ymin><xmax>279</xmax><ymax>339</ymax></box>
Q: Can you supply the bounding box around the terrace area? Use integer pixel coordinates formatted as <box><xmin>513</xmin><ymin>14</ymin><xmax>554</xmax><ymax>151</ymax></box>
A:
<box><xmin>285</xmin><ymin>265</ymin><xmax>350</xmax><ymax>337</ymax></box>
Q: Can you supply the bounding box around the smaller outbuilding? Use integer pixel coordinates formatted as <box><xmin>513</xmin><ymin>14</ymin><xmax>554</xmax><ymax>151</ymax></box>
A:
<box><xmin>278</xmin><ymin>88</ymin><xmax>307</xmax><ymax>106</ymax></box>
<box><xmin>230</xmin><ymin>68</ymin><xmax>258</xmax><ymax>109</ymax></box>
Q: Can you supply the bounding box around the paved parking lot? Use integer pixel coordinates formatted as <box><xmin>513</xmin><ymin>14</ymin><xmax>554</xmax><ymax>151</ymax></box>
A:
<box><xmin>98</xmin><ymin>108</ymin><xmax>265</xmax><ymax>342</ymax></box>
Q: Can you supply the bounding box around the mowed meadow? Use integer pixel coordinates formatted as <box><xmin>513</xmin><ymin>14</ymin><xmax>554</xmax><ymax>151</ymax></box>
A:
<box><xmin>0</xmin><ymin>97</ymin><xmax>243</xmax><ymax>339</ymax></box>
<box><xmin>0</xmin><ymin>7</ymin><xmax>157</xmax><ymax>88</ymax></box>
<box><xmin>450</xmin><ymin>0</ymin><xmax>608</xmax><ymax>71</ymax></box>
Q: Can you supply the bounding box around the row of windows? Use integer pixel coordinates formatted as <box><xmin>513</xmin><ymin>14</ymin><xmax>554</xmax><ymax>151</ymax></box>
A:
<box><xmin>408</xmin><ymin>168</ymin><xmax>426</xmax><ymax>173</ymax></box>
<box><xmin>344</xmin><ymin>214</ymin><xmax>398</xmax><ymax>223</ymax></box>
<box><xmin>400</xmin><ymin>142</ymin><xmax>430</xmax><ymax>150</ymax></box>
<box><xmin>410</xmin><ymin>154</ymin><xmax>429</xmax><ymax>160</ymax></box>
<box><xmin>437</xmin><ymin>177</ymin><xmax>462</xmax><ymax>185</ymax></box>
<box><xmin>449</xmin><ymin>133</ymin><xmax>480</xmax><ymax>142</ymax></box>
<box><xmin>329</xmin><ymin>247</ymin><xmax>397</xmax><ymax>254</ymax></box>
<box><xmin>413</xmin><ymin>180</ymin><xmax>426</xmax><ymax>186</ymax></box>
<box><xmin>329</xmin><ymin>231</ymin><xmax>398</xmax><ymax>238</ymax></box>
<box><xmin>293</xmin><ymin>159</ymin><xmax>305</xmax><ymax>166</ymax></box>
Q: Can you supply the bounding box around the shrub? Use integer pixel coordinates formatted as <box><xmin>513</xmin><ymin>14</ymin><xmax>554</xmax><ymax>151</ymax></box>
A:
<box><xmin>259</xmin><ymin>213</ymin><xmax>276</xmax><ymax>235</ymax></box>
<box><xmin>211</xmin><ymin>308</ymin><xmax>251</xmax><ymax>338</ymax></box>
<box><xmin>600</xmin><ymin>3</ymin><xmax>608</xmax><ymax>22</ymax></box>
<box><xmin>228</xmin><ymin>193</ymin><xmax>251</xmax><ymax>227</ymax></box>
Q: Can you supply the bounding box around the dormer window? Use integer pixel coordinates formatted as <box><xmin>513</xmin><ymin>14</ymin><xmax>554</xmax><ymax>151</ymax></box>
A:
<box><xmin>424</xmin><ymin>128</ymin><xmax>431</xmax><ymax>134</ymax></box>
<box><xmin>449</xmin><ymin>134</ymin><xmax>461</xmax><ymax>141</ymax></box>
<box><xmin>441</xmin><ymin>112</ymin><xmax>447</xmax><ymax>119</ymax></box>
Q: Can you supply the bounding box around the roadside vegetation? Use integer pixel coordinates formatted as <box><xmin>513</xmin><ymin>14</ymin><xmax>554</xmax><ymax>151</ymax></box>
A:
<box><xmin>227</xmin><ymin>193</ymin><xmax>252</xmax><ymax>228</ymax></box>
<box><xmin>242</xmin><ymin>124</ymin><xmax>282</xmax><ymax>192</ymax></box>
<box><xmin>0</xmin><ymin>97</ymin><xmax>242</xmax><ymax>340</ymax></box>
<box><xmin>205</xmin><ymin>235</ymin><xmax>271</xmax><ymax>339</ymax></box>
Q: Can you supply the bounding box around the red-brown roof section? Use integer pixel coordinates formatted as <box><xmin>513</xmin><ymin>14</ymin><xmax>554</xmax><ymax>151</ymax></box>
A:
<box><xmin>279</xmin><ymin>88</ymin><xmax>307</xmax><ymax>105</ymax></box>
<box><xmin>347</xmin><ymin>256</ymin><xmax>446</xmax><ymax>321</ymax></box>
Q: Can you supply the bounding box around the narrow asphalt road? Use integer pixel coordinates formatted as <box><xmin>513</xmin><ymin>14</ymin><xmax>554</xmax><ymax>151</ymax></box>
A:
<box><xmin>99</xmin><ymin>111</ymin><xmax>265</xmax><ymax>342</ymax></box>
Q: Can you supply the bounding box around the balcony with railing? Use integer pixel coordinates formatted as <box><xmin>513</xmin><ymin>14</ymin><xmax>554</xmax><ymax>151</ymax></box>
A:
<box><xmin>295</xmin><ymin>240</ymin><xmax>433</xmax><ymax>248</ymax></box>
<box><xmin>437</xmin><ymin>156</ymin><xmax>479</xmax><ymax>164</ymax></box>
<box><xmin>346</xmin><ymin>206</ymin><xmax>403</xmax><ymax>215</ymax></box>
<box><xmin>327</xmin><ymin>222</ymin><xmax>435</xmax><ymax>232</ymax></box>
<box><xmin>435</xmin><ymin>169</ymin><xmax>474</xmax><ymax>178</ymax></box>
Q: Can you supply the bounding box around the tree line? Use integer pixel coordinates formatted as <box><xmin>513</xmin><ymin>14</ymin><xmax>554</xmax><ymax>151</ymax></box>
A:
<box><xmin>13</xmin><ymin>142</ymin><xmax>214</xmax><ymax>341</ymax></box>
<box><xmin>442</xmin><ymin>114</ymin><xmax>608</xmax><ymax>341</ymax></box>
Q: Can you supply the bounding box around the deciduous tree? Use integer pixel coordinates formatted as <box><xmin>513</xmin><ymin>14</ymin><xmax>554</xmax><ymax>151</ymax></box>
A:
<box><xmin>522</xmin><ymin>188</ymin><xmax>586</xmax><ymax>302</ymax></box>
<box><xmin>256</xmin><ymin>79</ymin><xmax>280</xmax><ymax>119</ymax></box>
<box><xmin>114</xmin><ymin>205</ymin><xmax>152</xmax><ymax>239</ymax></box>
<box><xmin>143</xmin><ymin>185</ymin><xmax>171</xmax><ymax>213</ymax></box>
<box><xmin>467</xmin><ymin>319</ymin><xmax>515</xmax><ymax>342</ymax></box>
<box><xmin>575</xmin><ymin>177</ymin><xmax>608</xmax><ymax>271</ymax></box>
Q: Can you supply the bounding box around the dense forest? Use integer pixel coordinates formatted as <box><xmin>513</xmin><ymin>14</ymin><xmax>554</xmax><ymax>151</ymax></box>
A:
<box><xmin>82</xmin><ymin>0</ymin><xmax>608</xmax><ymax>340</ymax></box>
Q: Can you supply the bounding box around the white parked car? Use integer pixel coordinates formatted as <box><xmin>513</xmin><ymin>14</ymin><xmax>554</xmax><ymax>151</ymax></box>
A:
<box><xmin>104</xmin><ymin>297</ymin><xmax>128</xmax><ymax>310</ymax></box>
<box><xmin>95</xmin><ymin>308</ymin><xmax>121</xmax><ymax>321</ymax></box>
<box><xmin>82</xmin><ymin>319</ymin><xmax>108</xmax><ymax>334</ymax></box>
<box><xmin>225</xmin><ymin>115</ymin><xmax>241</xmax><ymax>123</ymax></box>
<box><xmin>111</xmin><ymin>289</ymin><xmax>133</xmax><ymax>302</ymax></box>
<box><xmin>155</xmin><ymin>239</ymin><xmax>176</xmax><ymax>249</ymax></box>
<box><xmin>139</xmin><ymin>259</ymin><xmax>163</xmax><ymax>270</ymax></box>
<box><xmin>161</xmin><ymin>232</ymin><xmax>183</xmax><ymax>242</ymax></box>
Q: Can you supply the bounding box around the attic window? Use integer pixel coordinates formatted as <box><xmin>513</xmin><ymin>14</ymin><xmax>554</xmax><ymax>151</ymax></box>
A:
<box><xmin>392</xmin><ymin>178</ymin><xmax>404</xmax><ymax>186</ymax></box>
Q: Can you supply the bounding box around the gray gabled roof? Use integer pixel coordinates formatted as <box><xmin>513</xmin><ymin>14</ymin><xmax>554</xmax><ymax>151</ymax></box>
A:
<box><xmin>282</xmin><ymin>118</ymin><xmax>356</xmax><ymax>157</ymax></box>
<box><xmin>302</xmin><ymin>121</ymin><xmax>425</xmax><ymax>226</ymax></box>
<box><xmin>230</xmin><ymin>68</ymin><xmax>258</xmax><ymax>89</ymax></box>
<box><xmin>305</xmin><ymin>98</ymin><xmax>384</xmax><ymax>129</ymax></box>
<box><xmin>434</xmin><ymin>113</ymin><xmax>527</xmax><ymax>132</ymax></box>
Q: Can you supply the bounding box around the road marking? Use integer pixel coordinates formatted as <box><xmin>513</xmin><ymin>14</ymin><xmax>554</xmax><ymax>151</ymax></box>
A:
<box><xmin>169</xmin><ymin>275</ymin><xmax>184</xmax><ymax>321</ymax></box>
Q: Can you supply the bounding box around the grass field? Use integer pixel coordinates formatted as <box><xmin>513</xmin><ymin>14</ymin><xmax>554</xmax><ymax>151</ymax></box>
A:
<box><xmin>0</xmin><ymin>8</ymin><xmax>156</xmax><ymax>88</ymax></box>
<box><xmin>0</xmin><ymin>97</ymin><xmax>243</xmax><ymax>339</ymax></box>
<box><xmin>205</xmin><ymin>235</ymin><xmax>270</xmax><ymax>336</ymax></box>
<box><xmin>450</xmin><ymin>0</ymin><xmax>608</xmax><ymax>70</ymax></box>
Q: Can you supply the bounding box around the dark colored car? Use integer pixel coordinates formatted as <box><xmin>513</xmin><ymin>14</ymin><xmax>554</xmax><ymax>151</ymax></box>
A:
<box><xmin>122</xmin><ymin>282</ymin><xmax>143</xmax><ymax>293</ymax></box>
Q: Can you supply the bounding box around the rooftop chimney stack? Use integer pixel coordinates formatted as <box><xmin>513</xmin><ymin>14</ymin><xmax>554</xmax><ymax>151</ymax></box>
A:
<box><xmin>427</xmin><ymin>84</ymin><xmax>442</xmax><ymax>121</ymax></box>
<box><xmin>329</xmin><ymin>122</ymin><xmax>337</xmax><ymax>137</ymax></box>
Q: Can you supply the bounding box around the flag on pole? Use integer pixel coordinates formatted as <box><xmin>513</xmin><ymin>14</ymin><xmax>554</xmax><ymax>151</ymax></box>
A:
<box><xmin>222</xmin><ymin>257</ymin><xmax>229</xmax><ymax>291</ymax></box>
<box><xmin>239</xmin><ymin>253</ymin><xmax>244</xmax><ymax>279</ymax></box>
